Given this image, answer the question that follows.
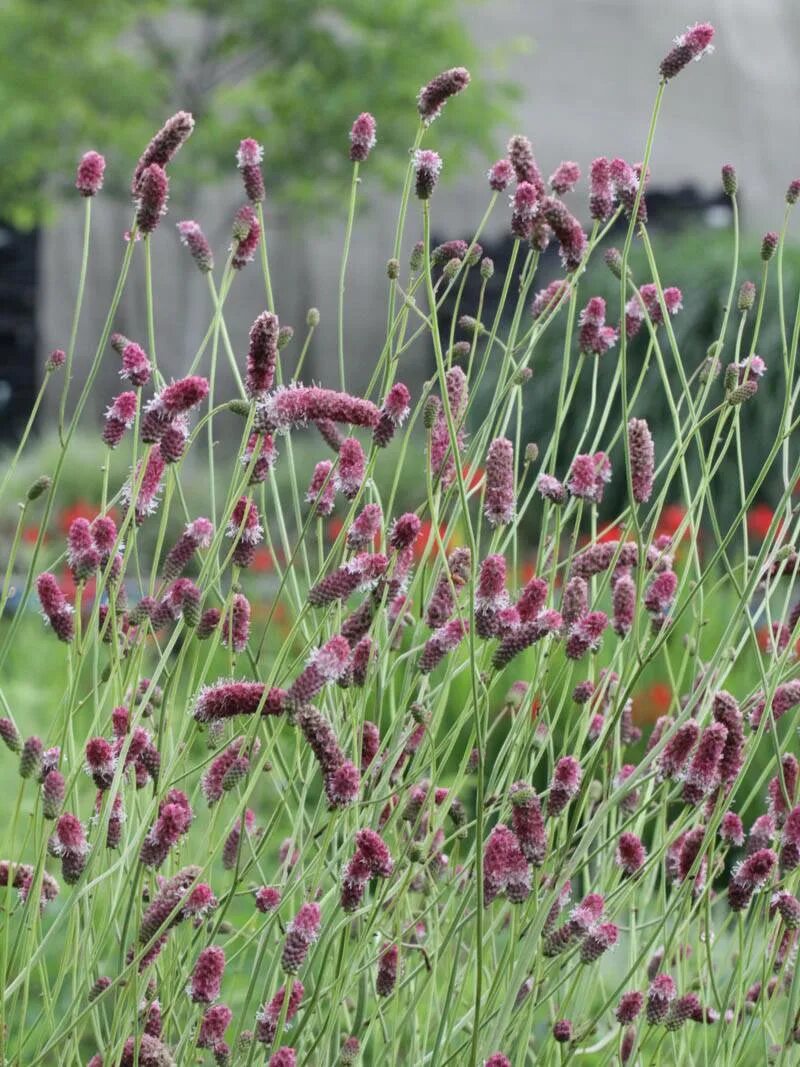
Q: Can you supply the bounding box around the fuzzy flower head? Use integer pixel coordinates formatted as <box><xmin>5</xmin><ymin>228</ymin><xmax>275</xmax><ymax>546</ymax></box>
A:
<box><xmin>660</xmin><ymin>23</ymin><xmax>715</xmax><ymax>81</ymax></box>
<box><xmin>484</xmin><ymin>437</ymin><xmax>515</xmax><ymax>526</ymax></box>
<box><xmin>189</xmin><ymin>945</ymin><xmax>225</xmax><ymax>1003</ymax></box>
<box><xmin>549</xmin><ymin>160</ymin><xmax>580</xmax><ymax>195</ymax></box>
<box><xmin>488</xmin><ymin>158</ymin><xmax>514</xmax><ymax>191</ymax></box>
<box><xmin>567</xmin><ymin>452</ymin><xmax>612</xmax><ymax>503</ymax></box>
<box><xmin>177</xmin><ymin>220</ymin><xmax>214</xmax><ymax>273</ymax></box>
<box><xmin>231</xmin><ymin>204</ymin><xmax>261</xmax><ymax>269</ymax></box>
<box><xmin>628</xmin><ymin>417</ymin><xmax>655</xmax><ymax>503</ymax></box>
<box><xmin>120</xmin><ymin>342</ymin><xmax>152</xmax><ymax>388</ymax></box>
<box><xmin>135</xmin><ymin>164</ymin><xmax>169</xmax><ymax>235</ymax></box>
<box><xmin>36</xmin><ymin>572</ymin><xmax>74</xmax><ymax>642</ymax></box>
<box><xmin>413</xmin><ymin>150</ymin><xmax>443</xmax><ymax>199</ymax></box>
<box><xmin>349</xmin><ymin>112</ymin><xmax>377</xmax><ymax>162</ymax></box>
<box><xmin>236</xmin><ymin>138</ymin><xmax>265</xmax><ymax>202</ymax></box>
<box><xmin>417</xmin><ymin>67</ymin><xmax>470</xmax><ymax>124</ymax></box>
<box><xmin>76</xmin><ymin>151</ymin><xmax>105</xmax><ymax>197</ymax></box>
<box><xmin>578</xmin><ymin>296</ymin><xmax>618</xmax><ymax>356</ymax></box>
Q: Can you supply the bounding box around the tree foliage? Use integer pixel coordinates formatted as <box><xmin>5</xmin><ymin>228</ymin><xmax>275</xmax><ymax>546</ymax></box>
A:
<box><xmin>0</xmin><ymin>0</ymin><xmax>518</xmax><ymax>226</ymax></box>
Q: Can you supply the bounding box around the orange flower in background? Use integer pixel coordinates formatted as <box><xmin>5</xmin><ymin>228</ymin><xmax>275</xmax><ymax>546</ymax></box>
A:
<box><xmin>326</xmin><ymin>517</ymin><xmax>345</xmax><ymax>542</ymax></box>
<box><xmin>530</xmin><ymin>696</ymin><xmax>542</xmax><ymax>722</ymax></box>
<box><xmin>747</xmin><ymin>503</ymin><xmax>780</xmax><ymax>541</ymax></box>
<box><xmin>632</xmin><ymin>681</ymin><xmax>672</xmax><ymax>725</ymax></box>
<box><xmin>465</xmin><ymin>465</ymin><xmax>485</xmax><ymax>491</ymax></box>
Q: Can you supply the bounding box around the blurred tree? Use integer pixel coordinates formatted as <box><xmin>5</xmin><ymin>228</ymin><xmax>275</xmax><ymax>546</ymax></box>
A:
<box><xmin>0</xmin><ymin>0</ymin><xmax>518</xmax><ymax>227</ymax></box>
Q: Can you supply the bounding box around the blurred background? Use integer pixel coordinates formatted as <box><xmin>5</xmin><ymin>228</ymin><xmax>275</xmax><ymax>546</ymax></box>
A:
<box><xmin>2</xmin><ymin>0</ymin><xmax>800</xmax><ymax>531</ymax></box>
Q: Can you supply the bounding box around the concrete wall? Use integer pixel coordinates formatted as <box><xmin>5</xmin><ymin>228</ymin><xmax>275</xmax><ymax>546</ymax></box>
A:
<box><xmin>39</xmin><ymin>0</ymin><xmax>800</xmax><ymax>414</ymax></box>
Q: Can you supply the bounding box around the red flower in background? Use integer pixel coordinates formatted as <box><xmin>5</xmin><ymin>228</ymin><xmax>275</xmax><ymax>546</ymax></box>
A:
<box><xmin>597</xmin><ymin>524</ymin><xmax>623</xmax><ymax>544</ymax></box>
<box><xmin>632</xmin><ymin>681</ymin><xmax>672</xmax><ymax>725</ymax></box>
<box><xmin>747</xmin><ymin>503</ymin><xmax>780</xmax><ymax>541</ymax></box>
<box><xmin>655</xmin><ymin>504</ymin><xmax>689</xmax><ymax>542</ymax></box>
<box><xmin>251</xmin><ymin>548</ymin><xmax>274</xmax><ymax>573</ymax></box>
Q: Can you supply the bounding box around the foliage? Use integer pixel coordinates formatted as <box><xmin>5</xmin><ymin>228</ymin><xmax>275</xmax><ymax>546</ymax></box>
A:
<box><xmin>0</xmin><ymin>0</ymin><xmax>517</xmax><ymax>226</ymax></box>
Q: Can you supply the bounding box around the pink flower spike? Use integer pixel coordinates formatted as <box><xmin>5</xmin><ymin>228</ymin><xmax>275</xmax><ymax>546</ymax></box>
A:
<box><xmin>349</xmin><ymin>113</ymin><xmax>377</xmax><ymax>162</ymax></box>
<box><xmin>660</xmin><ymin>23</ymin><xmax>715</xmax><ymax>81</ymax></box>
<box><xmin>484</xmin><ymin>437</ymin><xmax>515</xmax><ymax>526</ymax></box>
<box><xmin>237</xmin><ymin>138</ymin><xmax>265</xmax><ymax>202</ymax></box>
<box><xmin>177</xmin><ymin>220</ymin><xmax>214</xmax><ymax>272</ymax></box>
<box><xmin>413</xmin><ymin>149</ymin><xmax>443</xmax><ymax>199</ymax></box>
<box><xmin>76</xmin><ymin>151</ymin><xmax>105</xmax><ymax>197</ymax></box>
<box><xmin>488</xmin><ymin>159</ymin><xmax>514</xmax><ymax>191</ymax></box>
<box><xmin>135</xmin><ymin>164</ymin><xmax>169</xmax><ymax>236</ymax></box>
<box><xmin>417</xmin><ymin>67</ymin><xmax>470</xmax><ymax>124</ymax></box>
<box><xmin>189</xmin><ymin>945</ymin><xmax>225</xmax><ymax>1004</ymax></box>
<box><xmin>549</xmin><ymin>161</ymin><xmax>580</xmax><ymax>195</ymax></box>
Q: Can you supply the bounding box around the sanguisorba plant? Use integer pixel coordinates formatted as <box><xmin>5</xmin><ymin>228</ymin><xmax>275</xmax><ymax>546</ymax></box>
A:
<box><xmin>4</xmin><ymin>19</ymin><xmax>800</xmax><ymax>1066</ymax></box>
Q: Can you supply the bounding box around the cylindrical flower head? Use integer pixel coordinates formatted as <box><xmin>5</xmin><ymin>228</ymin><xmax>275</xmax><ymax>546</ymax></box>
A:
<box><xmin>616</xmin><ymin>831</ymin><xmax>647</xmax><ymax>875</ymax></box>
<box><xmin>376</xmin><ymin>943</ymin><xmax>399</xmax><ymax>996</ymax></box>
<box><xmin>388</xmin><ymin>512</ymin><xmax>421</xmax><ymax>552</ymax></box>
<box><xmin>659</xmin><ymin>22</ymin><xmax>715</xmax><ymax>81</ymax></box>
<box><xmin>255</xmin><ymin>885</ymin><xmax>282</xmax><ymax>913</ymax></box>
<box><xmin>177</xmin><ymin>220</ymin><xmax>214</xmax><ymax>273</ymax></box>
<box><xmin>236</xmin><ymin>138</ymin><xmax>265</xmax><ymax>203</ymax></box>
<box><xmin>281</xmin><ymin>902</ymin><xmax>321</xmax><ymax>973</ymax></box>
<box><xmin>568</xmin><ymin>451</ymin><xmax>611</xmax><ymax>503</ymax></box>
<box><xmin>36</xmin><ymin>572</ymin><xmax>74</xmax><ymax>642</ymax></box>
<box><xmin>616</xmin><ymin>991</ymin><xmax>644</xmax><ymax>1024</ymax></box>
<box><xmin>132</xmin><ymin>110</ymin><xmax>194</xmax><ymax>194</ymax></box>
<box><xmin>589</xmin><ymin>157</ymin><xmax>614</xmax><ymax>220</ymax></box>
<box><xmin>682</xmin><ymin>721</ymin><xmax>727</xmax><ymax>804</ymax></box>
<box><xmin>419</xmin><ymin>618</ymin><xmax>469</xmax><ymax>673</ymax></box>
<box><xmin>0</xmin><ymin>717</ymin><xmax>21</xmax><ymax>754</ymax></box>
<box><xmin>198</xmin><ymin>1004</ymin><xmax>233</xmax><ymax>1049</ymax></box>
<box><xmin>483</xmin><ymin>824</ymin><xmax>531</xmax><ymax>906</ymax></box>
<box><xmin>67</xmin><ymin>517</ymin><xmax>100</xmax><ymax>581</ymax></box>
<box><xmin>417</xmin><ymin>67</ymin><xmax>470</xmax><ymax>124</ymax></box>
<box><xmin>193</xmin><ymin>680</ymin><xmax>284</xmax><ymax>724</ymax></box>
<box><xmin>255</xmin><ymin>981</ymin><xmax>304</xmax><ymax>1045</ymax></box>
<box><xmin>373</xmin><ymin>382</ymin><xmax>411</xmax><ymax>447</ymax></box>
<box><xmin>658</xmin><ymin>720</ymin><xmax>700</xmax><ymax>780</ymax></box>
<box><xmin>488</xmin><ymin>158</ymin><xmax>514</xmax><ymax>191</ymax></box>
<box><xmin>721</xmin><ymin>163</ymin><xmax>737</xmax><ymax>196</ymax></box>
<box><xmin>549</xmin><ymin>161</ymin><xmax>580</xmax><ymax>195</ymax></box>
<box><xmin>510</xmin><ymin>782</ymin><xmax>547</xmax><ymax>866</ymax></box>
<box><xmin>413</xmin><ymin>150</ymin><xmax>443</xmax><ymax>200</ymax></box>
<box><xmin>76</xmin><ymin>151</ymin><xmax>105</xmax><ymax>196</ymax></box>
<box><xmin>720</xmin><ymin>810</ymin><xmax>745</xmax><ymax>847</ymax></box>
<box><xmin>349</xmin><ymin>112</ymin><xmax>377</xmax><ymax>162</ymax></box>
<box><xmin>580</xmin><ymin>922</ymin><xmax>618</xmax><ymax>963</ymax></box>
<box><xmin>135</xmin><ymin>164</ymin><xmax>169</xmax><ymax>236</ymax></box>
<box><xmin>306</xmin><ymin>460</ymin><xmax>336</xmax><ymax>516</ymax></box>
<box><xmin>269</xmin><ymin>1050</ymin><xmax>297</xmax><ymax>1067</ymax></box>
<box><xmin>547</xmin><ymin>756</ymin><xmax>582</xmax><ymax>817</ymax></box>
<box><xmin>231</xmin><ymin>204</ymin><xmax>261</xmax><ymax>270</ymax></box>
<box><xmin>761</xmin><ymin>231</ymin><xmax>779</xmax><ymax>262</ymax></box>
<box><xmin>346</xmin><ymin>502</ymin><xmax>382</xmax><ymax>550</ymax></box>
<box><xmin>646</xmin><ymin>974</ymin><xmax>677</xmax><ymax>1023</ymax></box>
<box><xmin>120</xmin><ymin>341</ymin><xmax>152</xmax><ymax>387</ymax></box>
<box><xmin>628</xmin><ymin>417</ymin><xmax>654</xmax><ymax>503</ymax></box>
<box><xmin>189</xmin><ymin>945</ymin><xmax>225</xmax><ymax>1003</ymax></box>
<box><xmin>19</xmin><ymin>735</ymin><xmax>43</xmax><ymax>779</ymax></box>
<box><xmin>246</xmin><ymin>311</ymin><xmax>280</xmax><ymax>397</ymax></box>
<box><xmin>222</xmin><ymin>593</ymin><xmax>251</xmax><ymax>653</ymax></box>
<box><xmin>484</xmin><ymin>437</ymin><xmax>515</xmax><ymax>526</ymax></box>
<box><xmin>42</xmin><ymin>769</ymin><xmax>66</xmax><ymax>819</ymax></box>
<box><xmin>85</xmin><ymin>737</ymin><xmax>117</xmax><ymax>789</ymax></box>
<box><xmin>162</xmin><ymin>517</ymin><xmax>213</xmax><ymax>582</ymax></box>
<box><xmin>336</xmin><ymin>437</ymin><xmax>366</xmax><ymax>499</ymax></box>
<box><xmin>256</xmin><ymin>385</ymin><xmax>380</xmax><ymax>436</ymax></box>
<box><xmin>612</xmin><ymin>572</ymin><xmax>636</xmax><ymax>637</ymax></box>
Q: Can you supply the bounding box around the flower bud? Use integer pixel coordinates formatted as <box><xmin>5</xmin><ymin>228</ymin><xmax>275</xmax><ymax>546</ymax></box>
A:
<box><xmin>721</xmin><ymin>164</ymin><xmax>737</xmax><ymax>197</ymax></box>
<box><xmin>761</xmin><ymin>231</ymin><xmax>779</xmax><ymax>262</ymax></box>
<box><xmin>27</xmin><ymin>475</ymin><xmax>51</xmax><ymax>501</ymax></box>
<box><xmin>737</xmin><ymin>281</ymin><xmax>756</xmax><ymax>311</ymax></box>
<box><xmin>386</xmin><ymin>258</ymin><xmax>400</xmax><ymax>279</ymax></box>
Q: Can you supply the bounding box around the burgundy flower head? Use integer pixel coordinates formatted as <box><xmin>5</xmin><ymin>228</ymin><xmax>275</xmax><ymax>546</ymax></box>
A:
<box><xmin>76</xmin><ymin>151</ymin><xmax>105</xmax><ymax>197</ymax></box>
<box><xmin>349</xmin><ymin>113</ymin><xmax>377</xmax><ymax>162</ymax></box>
